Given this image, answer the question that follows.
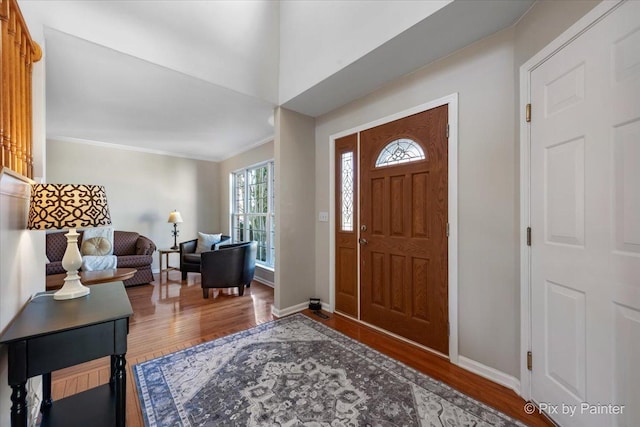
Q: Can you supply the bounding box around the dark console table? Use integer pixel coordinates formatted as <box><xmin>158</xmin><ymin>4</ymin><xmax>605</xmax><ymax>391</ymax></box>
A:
<box><xmin>0</xmin><ymin>281</ymin><xmax>133</xmax><ymax>427</ymax></box>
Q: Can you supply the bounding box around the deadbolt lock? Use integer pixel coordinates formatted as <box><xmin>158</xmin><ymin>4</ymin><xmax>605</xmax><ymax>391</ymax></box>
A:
<box><xmin>361</xmin><ymin>225</ymin><xmax>367</xmax><ymax>231</ymax></box>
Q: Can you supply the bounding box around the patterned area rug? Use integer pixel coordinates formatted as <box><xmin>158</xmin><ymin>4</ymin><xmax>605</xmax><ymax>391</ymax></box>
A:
<box><xmin>133</xmin><ymin>314</ymin><xmax>525</xmax><ymax>426</ymax></box>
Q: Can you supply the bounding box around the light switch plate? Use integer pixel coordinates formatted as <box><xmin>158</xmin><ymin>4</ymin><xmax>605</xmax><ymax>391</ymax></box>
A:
<box><xmin>318</xmin><ymin>211</ymin><xmax>329</xmax><ymax>222</ymax></box>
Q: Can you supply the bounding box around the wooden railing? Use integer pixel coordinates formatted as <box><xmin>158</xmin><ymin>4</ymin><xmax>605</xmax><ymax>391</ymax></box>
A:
<box><xmin>0</xmin><ymin>0</ymin><xmax>41</xmax><ymax>179</ymax></box>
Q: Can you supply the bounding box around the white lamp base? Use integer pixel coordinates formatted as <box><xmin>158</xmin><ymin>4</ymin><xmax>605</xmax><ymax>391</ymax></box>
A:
<box><xmin>54</xmin><ymin>228</ymin><xmax>91</xmax><ymax>300</ymax></box>
<box><xmin>54</xmin><ymin>274</ymin><xmax>90</xmax><ymax>300</ymax></box>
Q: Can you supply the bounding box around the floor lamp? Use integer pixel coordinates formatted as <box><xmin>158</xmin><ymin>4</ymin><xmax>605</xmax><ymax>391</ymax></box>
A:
<box><xmin>28</xmin><ymin>184</ymin><xmax>112</xmax><ymax>300</ymax></box>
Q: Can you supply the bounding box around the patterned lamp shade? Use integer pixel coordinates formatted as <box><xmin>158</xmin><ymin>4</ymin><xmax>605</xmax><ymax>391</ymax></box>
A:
<box><xmin>27</xmin><ymin>184</ymin><xmax>112</xmax><ymax>230</ymax></box>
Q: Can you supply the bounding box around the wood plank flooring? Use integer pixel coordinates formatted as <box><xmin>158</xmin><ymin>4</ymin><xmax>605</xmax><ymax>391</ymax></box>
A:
<box><xmin>50</xmin><ymin>271</ymin><xmax>551</xmax><ymax>426</ymax></box>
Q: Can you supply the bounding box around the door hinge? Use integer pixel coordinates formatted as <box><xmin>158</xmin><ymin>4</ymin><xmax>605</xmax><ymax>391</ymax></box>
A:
<box><xmin>526</xmin><ymin>227</ymin><xmax>531</xmax><ymax>246</ymax></box>
<box><xmin>525</xmin><ymin>104</ymin><xmax>531</xmax><ymax>123</ymax></box>
<box><xmin>448</xmin><ymin>322</ymin><xmax>450</xmax><ymax>337</ymax></box>
<box><xmin>527</xmin><ymin>351</ymin><xmax>533</xmax><ymax>371</ymax></box>
<box><xmin>446</xmin><ymin>223</ymin><xmax>450</xmax><ymax>238</ymax></box>
<box><xmin>446</xmin><ymin>124</ymin><xmax>450</xmax><ymax>138</ymax></box>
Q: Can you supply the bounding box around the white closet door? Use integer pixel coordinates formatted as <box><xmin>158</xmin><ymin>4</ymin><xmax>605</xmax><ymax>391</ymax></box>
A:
<box><xmin>530</xmin><ymin>1</ymin><xmax>640</xmax><ymax>426</ymax></box>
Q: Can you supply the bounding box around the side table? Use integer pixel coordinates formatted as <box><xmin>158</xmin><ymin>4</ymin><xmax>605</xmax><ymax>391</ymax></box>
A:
<box><xmin>0</xmin><ymin>281</ymin><xmax>133</xmax><ymax>427</ymax></box>
<box><xmin>159</xmin><ymin>248</ymin><xmax>180</xmax><ymax>279</ymax></box>
<box><xmin>45</xmin><ymin>267</ymin><xmax>137</xmax><ymax>291</ymax></box>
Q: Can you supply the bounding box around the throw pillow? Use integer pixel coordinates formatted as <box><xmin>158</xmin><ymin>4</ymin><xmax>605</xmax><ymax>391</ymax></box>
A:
<box><xmin>82</xmin><ymin>255</ymin><xmax>117</xmax><ymax>271</ymax></box>
<box><xmin>81</xmin><ymin>237</ymin><xmax>113</xmax><ymax>256</ymax></box>
<box><xmin>82</xmin><ymin>226</ymin><xmax>114</xmax><ymax>255</ymax></box>
<box><xmin>195</xmin><ymin>232</ymin><xmax>222</xmax><ymax>253</ymax></box>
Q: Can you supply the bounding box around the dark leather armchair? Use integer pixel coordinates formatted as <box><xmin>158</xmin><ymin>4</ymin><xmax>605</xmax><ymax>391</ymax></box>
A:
<box><xmin>179</xmin><ymin>235</ymin><xmax>231</xmax><ymax>280</ymax></box>
<box><xmin>200</xmin><ymin>241</ymin><xmax>257</xmax><ymax>298</ymax></box>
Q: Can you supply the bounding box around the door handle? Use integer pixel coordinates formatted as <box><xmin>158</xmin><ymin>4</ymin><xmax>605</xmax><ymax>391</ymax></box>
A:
<box><xmin>359</xmin><ymin>238</ymin><xmax>368</xmax><ymax>245</ymax></box>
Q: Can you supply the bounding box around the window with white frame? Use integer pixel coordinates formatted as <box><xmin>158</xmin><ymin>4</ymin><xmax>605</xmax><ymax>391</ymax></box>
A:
<box><xmin>231</xmin><ymin>161</ymin><xmax>275</xmax><ymax>268</ymax></box>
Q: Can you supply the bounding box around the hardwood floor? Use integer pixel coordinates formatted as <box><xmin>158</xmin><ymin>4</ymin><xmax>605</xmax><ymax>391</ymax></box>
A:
<box><xmin>50</xmin><ymin>271</ymin><xmax>551</xmax><ymax>426</ymax></box>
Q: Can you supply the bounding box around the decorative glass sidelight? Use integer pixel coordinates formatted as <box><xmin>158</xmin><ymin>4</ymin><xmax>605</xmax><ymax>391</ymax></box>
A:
<box><xmin>375</xmin><ymin>138</ymin><xmax>425</xmax><ymax>167</ymax></box>
<box><xmin>341</xmin><ymin>152</ymin><xmax>354</xmax><ymax>231</ymax></box>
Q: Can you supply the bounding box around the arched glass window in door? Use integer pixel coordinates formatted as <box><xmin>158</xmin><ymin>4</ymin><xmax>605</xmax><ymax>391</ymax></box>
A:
<box><xmin>375</xmin><ymin>138</ymin><xmax>425</xmax><ymax>167</ymax></box>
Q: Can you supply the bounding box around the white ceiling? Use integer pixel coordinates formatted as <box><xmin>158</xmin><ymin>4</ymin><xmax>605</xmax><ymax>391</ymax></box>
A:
<box><xmin>20</xmin><ymin>0</ymin><xmax>535</xmax><ymax>161</ymax></box>
<box><xmin>44</xmin><ymin>28</ymin><xmax>276</xmax><ymax>161</ymax></box>
<box><xmin>283</xmin><ymin>0</ymin><xmax>536</xmax><ymax>117</ymax></box>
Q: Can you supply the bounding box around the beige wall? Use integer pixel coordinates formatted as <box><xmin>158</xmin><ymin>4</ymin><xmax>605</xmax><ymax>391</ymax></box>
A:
<box><xmin>274</xmin><ymin>107</ymin><xmax>316</xmax><ymax>310</ymax></box>
<box><xmin>512</xmin><ymin>0</ymin><xmax>599</xmax><ymax>190</ymax></box>
<box><xmin>219</xmin><ymin>140</ymin><xmax>275</xmax><ymax>284</ymax></box>
<box><xmin>0</xmin><ymin>49</ymin><xmax>47</xmax><ymax>426</ymax></box>
<box><xmin>316</xmin><ymin>27</ymin><xmax>519</xmax><ymax>376</ymax></box>
<box><xmin>0</xmin><ymin>171</ymin><xmax>46</xmax><ymax>426</ymax></box>
<box><xmin>46</xmin><ymin>139</ymin><xmax>220</xmax><ymax>271</ymax></box>
<box><xmin>514</xmin><ymin>0</ymin><xmax>599</xmax><ymax>69</ymax></box>
<box><xmin>313</xmin><ymin>0</ymin><xmax>598</xmax><ymax>379</ymax></box>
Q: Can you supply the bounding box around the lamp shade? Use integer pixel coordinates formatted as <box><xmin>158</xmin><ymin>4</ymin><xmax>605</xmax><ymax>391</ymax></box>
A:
<box><xmin>167</xmin><ymin>211</ymin><xmax>183</xmax><ymax>224</ymax></box>
<box><xmin>27</xmin><ymin>184</ymin><xmax>111</xmax><ymax>230</ymax></box>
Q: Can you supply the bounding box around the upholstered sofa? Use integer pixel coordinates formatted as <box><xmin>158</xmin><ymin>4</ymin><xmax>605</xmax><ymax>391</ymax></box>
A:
<box><xmin>46</xmin><ymin>230</ymin><xmax>156</xmax><ymax>286</ymax></box>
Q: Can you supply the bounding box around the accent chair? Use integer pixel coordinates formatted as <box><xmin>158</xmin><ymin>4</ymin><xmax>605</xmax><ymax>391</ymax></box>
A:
<box><xmin>179</xmin><ymin>235</ymin><xmax>231</xmax><ymax>280</ymax></box>
<box><xmin>200</xmin><ymin>241</ymin><xmax>257</xmax><ymax>298</ymax></box>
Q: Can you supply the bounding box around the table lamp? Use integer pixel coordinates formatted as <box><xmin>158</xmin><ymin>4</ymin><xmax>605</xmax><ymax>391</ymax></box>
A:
<box><xmin>28</xmin><ymin>184</ymin><xmax>111</xmax><ymax>300</ymax></box>
<box><xmin>168</xmin><ymin>210</ymin><xmax>183</xmax><ymax>249</ymax></box>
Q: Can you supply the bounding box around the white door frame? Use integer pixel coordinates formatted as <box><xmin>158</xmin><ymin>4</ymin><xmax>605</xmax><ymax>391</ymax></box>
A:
<box><xmin>518</xmin><ymin>0</ymin><xmax>624</xmax><ymax>401</ymax></box>
<box><xmin>328</xmin><ymin>93</ymin><xmax>459</xmax><ymax>363</ymax></box>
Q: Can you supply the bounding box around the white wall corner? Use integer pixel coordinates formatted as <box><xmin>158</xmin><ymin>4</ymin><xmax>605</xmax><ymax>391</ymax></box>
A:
<box><xmin>321</xmin><ymin>301</ymin><xmax>333</xmax><ymax>313</ymax></box>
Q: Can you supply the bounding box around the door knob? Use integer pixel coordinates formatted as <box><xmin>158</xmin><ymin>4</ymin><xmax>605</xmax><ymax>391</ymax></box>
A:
<box><xmin>359</xmin><ymin>238</ymin><xmax>368</xmax><ymax>245</ymax></box>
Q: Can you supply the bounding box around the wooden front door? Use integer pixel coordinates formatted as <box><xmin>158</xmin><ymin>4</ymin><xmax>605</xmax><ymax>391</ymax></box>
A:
<box><xmin>360</xmin><ymin>106</ymin><xmax>449</xmax><ymax>354</ymax></box>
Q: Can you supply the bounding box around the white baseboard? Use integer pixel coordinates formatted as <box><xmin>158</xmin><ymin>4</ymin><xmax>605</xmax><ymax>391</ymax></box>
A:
<box><xmin>254</xmin><ymin>276</ymin><xmax>274</xmax><ymax>287</ymax></box>
<box><xmin>271</xmin><ymin>301</ymin><xmax>308</xmax><ymax>317</ymax></box>
<box><xmin>271</xmin><ymin>299</ymin><xmax>334</xmax><ymax>317</ymax></box>
<box><xmin>458</xmin><ymin>356</ymin><xmax>521</xmax><ymax>395</ymax></box>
